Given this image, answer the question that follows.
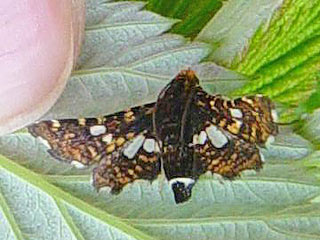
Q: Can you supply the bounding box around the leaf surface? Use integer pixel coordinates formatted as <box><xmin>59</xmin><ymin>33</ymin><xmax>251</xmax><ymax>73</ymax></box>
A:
<box><xmin>1</xmin><ymin>0</ymin><xmax>320</xmax><ymax>239</ymax></box>
<box><xmin>0</xmin><ymin>130</ymin><xmax>317</xmax><ymax>240</ymax></box>
<box><xmin>0</xmin><ymin>154</ymin><xmax>154</xmax><ymax>240</ymax></box>
<box><xmin>142</xmin><ymin>0</ymin><xmax>223</xmax><ymax>38</ymax></box>
<box><xmin>43</xmin><ymin>0</ymin><xmax>244</xmax><ymax>120</ymax></box>
<box><xmin>196</xmin><ymin>0</ymin><xmax>320</xmax><ymax>118</ymax></box>
<box><xmin>196</xmin><ymin>0</ymin><xmax>284</xmax><ymax>66</ymax></box>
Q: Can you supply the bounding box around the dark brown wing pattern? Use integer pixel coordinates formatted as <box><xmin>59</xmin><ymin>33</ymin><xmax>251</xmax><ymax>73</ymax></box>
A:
<box><xmin>28</xmin><ymin>69</ymin><xmax>279</xmax><ymax>204</ymax></box>
<box><xmin>194</xmin><ymin>89</ymin><xmax>278</xmax><ymax>145</ymax></box>
<box><xmin>28</xmin><ymin>103</ymin><xmax>161</xmax><ymax>192</ymax></box>
<box><xmin>93</xmin><ymin>131</ymin><xmax>161</xmax><ymax>193</ymax></box>
<box><xmin>191</xmin><ymin>122</ymin><xmax>263</xmax><ymax>179</ymax></box>
<box><xmin>190</xmin><ymin>88</ymin><xmax>278</xmax><ymax>179</ymax></box>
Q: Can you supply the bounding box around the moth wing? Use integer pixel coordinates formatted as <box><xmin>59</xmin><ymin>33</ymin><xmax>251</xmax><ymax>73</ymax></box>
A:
<box><xmin>192</xmin><ymin>123</ymin><xmax>263</xmax><ymax>179</ymax></box>
<box><xmin>194</xmin><ymin>89</ymin><xmax>278</xmax><ymax>145</ymax></box>
<box><xmin>93</xmin><ymin>131</ymin><xmax>161</xmax><ymax>193</ymax></box>
<box><xmin>28</xmin><ymin>103</ymin><xmax>156</xmax><ymax>167</ymax></box>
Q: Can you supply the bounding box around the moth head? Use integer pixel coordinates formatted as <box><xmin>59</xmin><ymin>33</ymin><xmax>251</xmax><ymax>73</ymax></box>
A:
<box><xmin>169</xmin><ymin>178</ymin><xmax>195</xmax><ymax>204</ymax></box>
<box><xmin>175</xmin><ymin>69</ymin><xmax>199</xmax><ymax>90</ymax></box>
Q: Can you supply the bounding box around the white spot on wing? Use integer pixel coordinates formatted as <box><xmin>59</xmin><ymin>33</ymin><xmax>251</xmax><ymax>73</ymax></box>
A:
<box><xmin>198</xmin><ymin>131</ymin><xmax>207</xmax><ymax>145</ymax></box>
<box><xmin>71</xmin><ymin>161</ymin><xmax>86</xmax><ymax>169</ymax></box>
<box><xmin>271</xmin><ymin>109</ymin><xmax>278</xmax><ymax>122</ymax></box>
<box><xmin>230</xmin><ymin>108</ymin><xmax>243</xmax><ymax>118</ymax></box>
<box><xmin>206</xmin><ymin>125</ymin><xmax>228</xmax><ymax>148</ymax></box>
<box><xmin>123</xmin><ymin>135</ymin><xmax>145</xmax><ymax>159</ymax></box>
<box><xmin>143</xmin><ymin>138</ymin><xmax>156</xmax><ymax>153</ymax></box>
<box><xmin>169</xmin><ymin>178</ymin><xmax>195</xmax><ymax>187</ymax></box>
<box><xmin>102</xmin><ymin>134</ymin><xmax>113</xmax><ymax>144</ymax></box>
<box><xmin>90</xmin><ymin>125</ymin><xmax>106</xmax><ymax>136</ymax></box>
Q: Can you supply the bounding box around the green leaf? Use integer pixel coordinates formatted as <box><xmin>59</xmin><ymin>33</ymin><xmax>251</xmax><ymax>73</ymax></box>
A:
<box><xmin>298</xmin><ymin>109</ymin><xmax>320</xmax><ymax>148</ymax></box>
<box><xmin>260</xmin><ymin>127</ymin><xmax>313</xmax><ymax>161</ymax></box>
<box><xmin>234</xmin><ymin>0</ymin><xmax>320</xmax><ymax>111</ymax></box>
<box><xmin>196</xmin><ymin>0</ymin><xmax>284</xmax><ymax>66</ymax></box>
<box><xmin>1</xmin><ymin>0</ymin><xmax>320</xmax><ymax>239</ymax></box>
<box><xmin>0</xmin><ymin>133</ymin><xmax>319</xmax><ymax>240</ymax></box>
<box><xmin>301</xmin><ymin>151</ymin><xmax>320</xmax><ymax>178</ymax></box>
<box><xmin>148</xmin><ymin>0</ymin><xmax>224</xmax><ymax>38</ymax></box>
<box><xmin>42</xmin><ymin>0</ymin><xmax>245</xmax><ymax>120</ymax></box>
<box><xmin>196</xmin><ymin>0</ymin><xmax>320</xmax><ymax>119</ymax></box>
<box><xmin>297</xmin><ymin>80</ymin><xmax>320</xmax><ymax>116</ymax></box>
<box><xmin>114</xmin><ymin>0</ymin><xmax>224</xmax><ymax>39</ymax></box>
<box><xmin>0</xmin><ymin>154</ymin><xmax>154</xmax><ymax>240</ymax></box>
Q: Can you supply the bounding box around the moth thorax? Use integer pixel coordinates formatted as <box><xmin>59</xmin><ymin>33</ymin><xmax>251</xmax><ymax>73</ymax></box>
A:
<box><xmin>169</xmin><ymin>178</ymin><xmax>195</xmax><ymax>204</ymax></box>
<box><xmin>175</xmin><ymin>69</ymin><xmax>199</xmax><ymax>90</ymax></box>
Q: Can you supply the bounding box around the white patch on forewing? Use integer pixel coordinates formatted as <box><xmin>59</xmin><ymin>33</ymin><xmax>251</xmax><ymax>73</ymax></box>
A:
<box><xmin>123</xmin><ymin>135</ymin><xmax>145</xmax><ymax>159</ymax></box>
<box><xmin>198</xmin><ymin>131</ymin><xmax>207</xmax><ymax>145</ymax></box>
<box><xmin>169</xmin><ymin>178</ymin><xmax>195</xmax><ymax>188</ymax></box>
<box><xmin>271</xmin><ymin>109</ymin><xmax>278</xmax><ymax>122</ymax></box>
<box><xmin>143</xmin><ymin>138</ymin><xmax>156</xmax><ymax>153</ymax></box>
<box><xmin>206</xmin><ymin>125</ymin><xmax>228</xmax><ymax>148</ymax></box>
<box><xmin>71</xmin><ymin>161</ymin><xmax>86</xmax><ymax>169</ymax></box>
<box><xmin>102</xmin><ymin>134</ymin><xmax>113</xmax><ymax>144</ymax></box>
<box><xmin>37</xmin><ymin>137</ymin><xmax>51</xmax><ymax>149</ymax></box>
<box><xmin>90</xmin><ymin>125</ymin><xmax>107</xmax><ymax>136</ymax></box>
<box><xmin>230</xmin><ymin>108</ymin><xmax>243</xmax><ymax>118</ymax></box>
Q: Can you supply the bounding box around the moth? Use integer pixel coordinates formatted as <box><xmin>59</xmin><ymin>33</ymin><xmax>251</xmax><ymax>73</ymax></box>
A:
<box><xmin>28</xmin><ymin>70</ymin><xmax>278</xmax><ymax>204</ymax></box>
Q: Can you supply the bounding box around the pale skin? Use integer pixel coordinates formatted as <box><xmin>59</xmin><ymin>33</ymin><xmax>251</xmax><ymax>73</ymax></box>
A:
<box><xmin>0</xmin><ymin>0</ymin><xmax>85</xmax><ymax>136</ymax></box>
